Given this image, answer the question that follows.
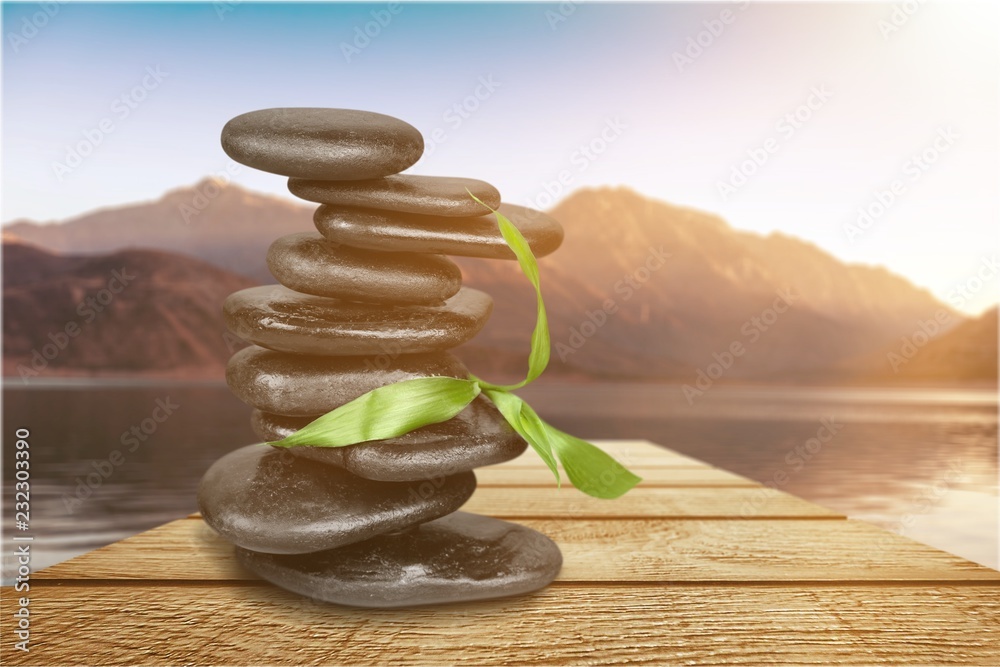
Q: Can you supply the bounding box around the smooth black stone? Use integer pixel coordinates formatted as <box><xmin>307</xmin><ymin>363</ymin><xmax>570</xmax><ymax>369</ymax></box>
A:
<box><xmin>253</xmin><ymin>397</ymin><xmax>528</xmax><ymax>481</ymax></box>
<box><xmin>221</xmin><ymin>108</ymin><xmax>423</xmax><ymax>180</ymax></box>
<box><xmin>313</xmin><ymin>203</ymin><xmax>564</xmax><ymax>259</ymax></box>
<box><xmin>235</xmin><ymin>511</ymin><xmax>563</xmax><ymax>608</ymax></box>
<box><xmin>198</xmin><ymin>444</ymin><xmax>476</xmax><ymax>554</ymax></box>
<box><xmin>223</xmin><ymin>285</ymin><xmax>492</xmax><ymax>356</ymax></box>
<box><xmin>266</xmin><ymin>232</ymin><xmax>461</xmax><ymax>305</ymax></box>
<box><xmin>288</xmin><ymin>175</ymin><xmax>501</xmax><ymax>217</ymax></box>
<box><xmin>228</xmin><ymin>346</ymin><xmax>468</xmax><ymax>417</ymax></box>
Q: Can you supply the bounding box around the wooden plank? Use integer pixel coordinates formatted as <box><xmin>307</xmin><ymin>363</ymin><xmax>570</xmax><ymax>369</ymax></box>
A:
<box><xmin>37</xmin><ymin>518</ymin><xmax>1000</xmax><ymax>583</ymax></box>
<box><xmin>182</xmin><ymin>485</ymin><xmax>845</xmax><ymax>520</ymax></box>
<box><xmin>183</xmin><ymin>472</ymin><xmax>833</xmax><ymax>520</ymax></box>
<box><xmin>3</xmin><ymin>585</ymin><xmax>997</xmax><ymax>666</ymax></box>
<box><xmin>6</xmin><ymin>440</ymin><xmax>999</xmax><ymax>666</ymax></box>
<box><xmin>186</xmin><ymin>485</ymin><xmax>838</xmax><ymax>522</ymax></box>
<box><xmin>475</xmin><ymin>465</ymin><xmax>758</xmax><ymax>487</ymax></box>
<box><xmin>462</xmin><ymin>486</ymin><xmax>841</xmax><ymax>519</ymax></box>
<box><xmin>506</xmin><ymin>439</ymin><xmax>710</xmax><ymax>468</ymax></box>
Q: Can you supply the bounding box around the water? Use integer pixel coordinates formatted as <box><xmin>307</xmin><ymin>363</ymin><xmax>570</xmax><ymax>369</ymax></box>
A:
<box><xmin>519</xmin><ymin>383</ymin><xmax>998</xmax><ymax>570</ymax></box>
<box><xmin>3</xmin><ymin>381</ymin><xmax>997</xmax><ymax>581</ymax></box>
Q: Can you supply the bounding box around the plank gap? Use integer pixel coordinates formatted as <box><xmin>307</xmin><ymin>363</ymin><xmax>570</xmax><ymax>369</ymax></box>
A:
<box><xmin>27</xmin><ymin>579</ymin><xmax>1000</xmax><ymax>589</ymax></box>
<box><xmin>182</xmin><ymin>514</ymin><xmax>847</xmax><ymax>521</ymax></box>
<box><xmin>476</xmin><ymin>483</ymin><xmax>761</xmax><ymax>489</ymax></box>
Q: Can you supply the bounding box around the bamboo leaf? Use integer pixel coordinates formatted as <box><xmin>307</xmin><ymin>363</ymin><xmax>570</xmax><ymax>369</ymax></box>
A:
<box><xmin>545</xmin><ymin>425</ymin><xmax>643</xmax><ymax>499</ymax></box>
<box><xmin>468</xmin><ymin>194</ymin><xmax>549</xmax><ymax>391</ymax></box>
<box><xmin>482</xmin><ymin>388</ymin><xmax>560</xmax><ymax>484</ymax></box>
<box><xmin>269</xmin><ymin>377</ymin><xmax>480</xmax><ymax>448</ymax></box>
<box><xmin>271</xmin><ymin>192</ymin><xmax>643</xmax><ymax>500</ymax></box>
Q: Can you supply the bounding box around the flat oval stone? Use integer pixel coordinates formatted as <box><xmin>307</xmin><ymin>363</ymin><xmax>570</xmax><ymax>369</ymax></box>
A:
<box><xmin>288</xmin><ymin>175</ymin><xmax>501</xmax><ymax>217</ymax></box>
<box><xmin>313</xmin><ymin>203</ymin><xmax>564</xmax><ymax>259</ymax></box>
<box><xmin>198</xmin><ymin>444</ymin><xmax>476</xmax><ymax>554</ymax></box>
<box><xmin>221</xmin><ymin>108</ymin><xmax>423</xmax><ymax>180</ymax></box>
<box><xmin>253</xmin><ymin>397</ymin><xmax>528</xmax><ymax>481</ymax></box>
<box><xmin>267</xmin><ymin>232</ymin><xmax>460</xmax><ymax>305</ymax></box>
<box><xmin>235</xmin><ymin>512</ymin><xmax>563</xmax><ymax>608</ymax></box>
<box><xmin>228</xmin><ymin>346</ymin><xmax>468</xmax><ymax>416</ymax></box>
<box><xmin>223</xmin><ymin>285</ymin><xmax>492</xmax><ymax>356</ymax></box>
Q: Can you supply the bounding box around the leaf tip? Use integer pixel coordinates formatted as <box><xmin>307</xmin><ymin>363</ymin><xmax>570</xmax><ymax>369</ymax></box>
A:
<box><xmin>467</xmin><ymin>189</ymin><xmax>493</xmax><ymax>212</ymax></box>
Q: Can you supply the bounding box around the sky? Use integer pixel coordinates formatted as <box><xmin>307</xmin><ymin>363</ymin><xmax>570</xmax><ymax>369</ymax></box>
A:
<box><xmin>2</xmin><ymin>1</ymin><xmax>998</xmax><ymax>315</ymax></box>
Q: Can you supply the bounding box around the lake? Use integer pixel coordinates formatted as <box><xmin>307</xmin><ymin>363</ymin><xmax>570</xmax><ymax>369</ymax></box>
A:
<box><xmin>3</xmin><ymin>380</ymin><xmax>997</xmax><ymax>582</ymax></box>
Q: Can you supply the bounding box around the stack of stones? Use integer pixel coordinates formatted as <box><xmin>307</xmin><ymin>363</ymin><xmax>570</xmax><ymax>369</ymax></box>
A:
<box><xmin>198</xmin><ymin>108</ymin><xmax>566</xmax><ymax>608</ymax></box>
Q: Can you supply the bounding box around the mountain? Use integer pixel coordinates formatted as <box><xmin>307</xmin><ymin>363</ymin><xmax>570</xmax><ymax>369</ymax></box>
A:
<box><xmin>5</xmin><ymin>179</ymin><xmax>313</xmax><ymax>284</ymax></box>
<box><xmin>460</xmin><ymin>187</ymin><xmax>964</xmax><ymax>380</ymax></box>
<box><xmin>5</xmin><ymin>181</ymin><xmax>990</xmax><ymax>383</ymax></box>
<box><xmin>2</xmin><ymin>239</ymin><xmax>254</xmax><ymax>380</ymax></box>
<box><xmin>875</xmin><ymin>307</ymin><xmax>997</xmax><ymax>382</ymax></box>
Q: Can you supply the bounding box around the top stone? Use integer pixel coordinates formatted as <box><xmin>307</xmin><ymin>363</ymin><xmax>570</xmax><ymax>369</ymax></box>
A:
<box><xmin>221</xmin><ymin>108</ymin><xmax>423</xmax><ymax>180</ymax></box>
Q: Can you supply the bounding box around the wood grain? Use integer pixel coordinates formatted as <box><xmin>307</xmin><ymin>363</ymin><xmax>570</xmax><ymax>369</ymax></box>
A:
<box><xmin>476</xmin><ymin>465</ymin><xmax>757</xmax><ymax>487</ymax></box>
<box><xmin>461</xmin><ymin>486</ymin><xmax>841</xmax><ymax>519</ymax></box>
<box><xmin>4</xmin><ymin>439</ymin><xmax>997</xmax><ymax>667</ymax></box>
<box><xmin>36</xmin><ymin>518</ymin><xmax>1000</xmax><ymax>583</ymax></box>
<box><xmin>506</xmin><ymin>439</ymin><xmax>710</xmax><ymax>468</ymax></box>
<box><xmin>3</xmin><ymin>585</ymin><xmax>997</xmax><ymax>666</ymax></box>
<box><xmin>185</xmin><ymin>486</ymin><xmax>839</xmax><ymax>521</ymax></box>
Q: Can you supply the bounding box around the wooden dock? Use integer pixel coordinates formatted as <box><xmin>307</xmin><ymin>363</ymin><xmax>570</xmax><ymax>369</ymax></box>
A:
<box><xmin>3</xmin><ymin>440</ymin><xmax>998</xmax><ymax>665</ymax></box>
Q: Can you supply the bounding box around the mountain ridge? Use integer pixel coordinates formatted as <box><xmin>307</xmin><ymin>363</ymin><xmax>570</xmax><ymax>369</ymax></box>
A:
<box><xmin>4</xmin><ymin>180</ymin><xmax>993</xmax><ymax>382</ymax></box>
<box><xmin>3</xmin><ymin>239</ymin><xmax>253</xmax><ymax>380</ymax></box>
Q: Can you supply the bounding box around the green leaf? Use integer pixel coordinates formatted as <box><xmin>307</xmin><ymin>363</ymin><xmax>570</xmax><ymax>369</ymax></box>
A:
<box><xmin>268</xmin><ymin>192</ymin><xmax>643</xmax><ymax>501</ymax></box>
<box><xmin>269</xmin><ymin>377</ymin><xmax>481</xmax><ymax>448</ymax></box>
<box><xmin>482</xmin><ymin>388</ymin><xmax>640</xmax><ymax>498</ymax></box>
<box><xmin>482</xmin><ymin>388</ymin><xmax>560</xmax><ymax>484</ymax></box>
<box><xmin>468</xmin><ymin>194</ymin><xmax>549</xmax><ymax>391</ymax></box>
<box><xmin>545</xmin><ymin>426</ymin><xmax>643</xmax><ymax>499</ymax></box>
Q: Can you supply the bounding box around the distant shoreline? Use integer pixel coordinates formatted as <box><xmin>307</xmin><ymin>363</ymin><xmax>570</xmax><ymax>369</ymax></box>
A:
<box><xmin>3</xmin><ymin>375</ymin><xmax>996</xmax><ymax>396</ymax></box>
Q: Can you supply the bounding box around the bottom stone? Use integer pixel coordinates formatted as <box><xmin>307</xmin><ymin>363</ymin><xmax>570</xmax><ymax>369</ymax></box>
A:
<box><xmin>236</xmin><ymin>511</ymin><xmax>563</xmax><ymax>608</ymax></box>
<box><xmin>198</xmin><ymin>444</ymin><xmax>475</xmax><ymax>555</ymax></box>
